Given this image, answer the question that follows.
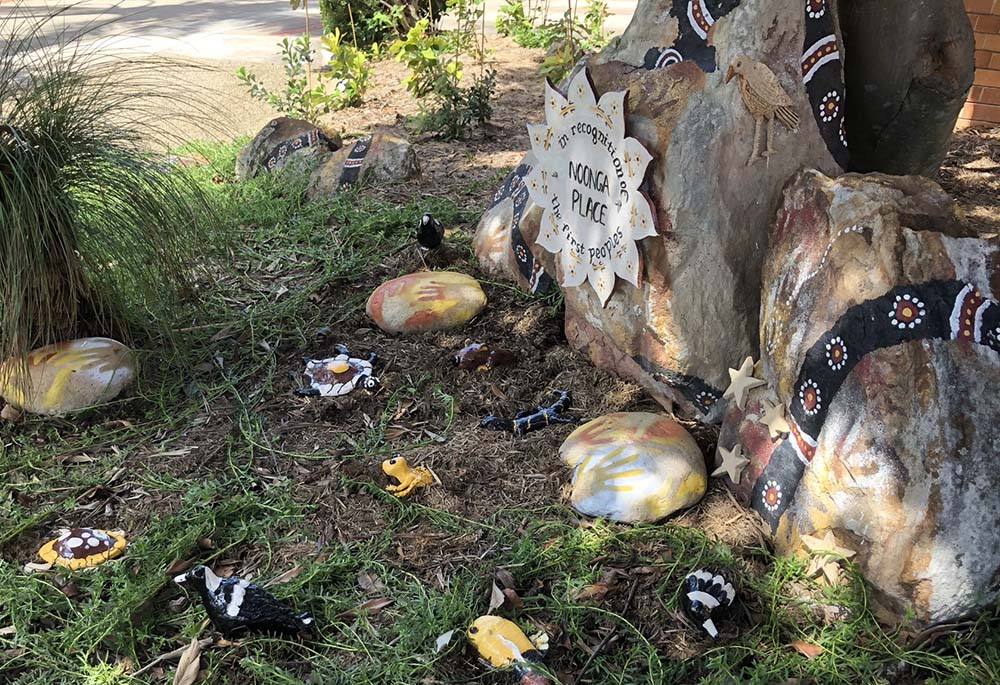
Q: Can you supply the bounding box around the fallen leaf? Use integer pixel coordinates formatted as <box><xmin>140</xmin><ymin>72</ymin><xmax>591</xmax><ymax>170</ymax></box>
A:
<box><xmin>336</xmin><ymin>597</ymin><xmax>393</xmax><ymax>619</ymax></box>
<box><xmin>383</xmin><ymin>427</ymin><xmax>409</xmax><ymax>441</ymax></box>
<box><xmin>488</xmin><ymin>582</ymin><xmax>505</xmax><ymax>613</ymax></box>
<box><xmin>502</xmin><ymin>588</ymin><xmax>524</xmax><ymax>609</ymax></box>
<box><xmin>197</xmin><ymin>538</ymin><xmax>215</xmax><ymax>550</ymax></box>
<box><xmin>172</xmin><ymin>637</ymin><xmax>201</xmax><ymax>685</ymax></box>
<box><xmin>489</xmin><ymin>383</ymin><xmax>509</xmax><ymax>400</ymax></box>
<box><xmin>0</xmin><ymin>626</ymin><xmax>15</xmax><ymax>636</ymax></box>
<box><xmin>391</xmin><ymin>400</ymin><xmax>415</xmax><ymax>421</ymax></box>
<box><xmin>423</xmin><ymin>429</ymin><xmax>446</xmax><ymax>443</ymax></box>
<box><xmin>165</xmin><ymin>557</ymin><xmax>196</xmax><ymax>577</ymax></box>
<box><xmin>267</xmin><ymin>565</ymin><xmax>303</xmax><ymax>586</ymax></box>
<box><xmin>434</xmin><ymin>629</ymin><xmax>455</xmax><ymax>653</ymax></box>
<box><xmin>494</xmin><ymin>568</ymin><xmax>516</xmax><ymax>589</ymax></box>
<box><xmin>59</xmin><ymin>582</ymin><xmax>80</xmax><ymax>598</ymax></box>
<box><xmin>789</xmin><ymin>640</ymin><xmax>824</xmax><ymax>659</ymax></box>
<box><xmin>571</xmin><ymin>582</ymin><xmax>612</xmax><ymax>602</ymax></box>
<box><xmin>61</xmin><ymin>454</ymin><xmax>96</xmax><ymax>465</ymax></box>
<box><xmin>357</xmin><ymin>572</ymin><xmax>385</xmax><ymax>593</ymax></box>
<box><xmin>10</xmin><ymin>488</ymin><xmax>34</xmax><ymax>507</ymax></box>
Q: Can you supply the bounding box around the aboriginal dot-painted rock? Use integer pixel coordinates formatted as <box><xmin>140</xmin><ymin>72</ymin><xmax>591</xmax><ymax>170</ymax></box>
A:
<box><xmin>560</xmin><ymin>412</ymin><xmax>706</xmax><ymax>522</ymax></box>
<box><xmin>0</xmin><ymin>338</ymin><xmax>136</xmax><ymax>415</ymax></box>
<box><xmin>472</xmin><ymin>154</ymin><xmax>553</xmax><ymax>295</ymax></box>
<box><xmin>235</xmin><ymin>116</ymin><xmax>341</xmax><ymax>180</ymax></box>
<box><xmin>366</xmin><ymin>272</ymin><xmax>487</xmax><ymax>334</ymax></box>
<box><xmin>37</xmin><ymin>528</ymin><xmax>127</xmax><ymax>570</ymax></box>
<box><xmin>474</xmin><ymin>0</ymin><xmax>847</xmax><ymax>419</ymax></box>
<box><xmin>307</xmin><ymin>133</ymin><xmax>419</xmax><ymax>198</ymax></box>
<box><xmin>725</xmin><ymin>169</ymin><xmax>1000</xmax><ymax>627</ymax></box>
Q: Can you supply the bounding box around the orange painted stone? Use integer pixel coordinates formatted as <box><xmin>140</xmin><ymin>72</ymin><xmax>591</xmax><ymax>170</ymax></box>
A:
<box><xmin>0</xmin><ymin>338</ymin><xmax>136</xmax><ymax>415</ymax></box>
<box><xmin>560</xmin><ymin>412</ymin><xmax>706</xmax><ymax>522</ymax></box>
<box><xmin>366</xmin><ymin>272</ymin><xmax>487</xmax><ymax>334</ymax></box>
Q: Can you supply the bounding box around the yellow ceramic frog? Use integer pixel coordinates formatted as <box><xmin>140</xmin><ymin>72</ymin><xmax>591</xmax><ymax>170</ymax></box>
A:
<box><xmin>381</xmin><ymin>457</ymin><xmax>434</xmax><ymax>497</ymax></box>
<box><xmin>467</xmin><ymin>616</ymin><xmax>549</xmax><ymax>684</ymax></box>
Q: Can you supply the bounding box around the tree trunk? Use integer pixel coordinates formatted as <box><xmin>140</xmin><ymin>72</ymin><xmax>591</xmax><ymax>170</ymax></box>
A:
<box><xmin>838</xmin><ymin>0</ymin><xmax>975</xmax><ymax>177</ymax></box>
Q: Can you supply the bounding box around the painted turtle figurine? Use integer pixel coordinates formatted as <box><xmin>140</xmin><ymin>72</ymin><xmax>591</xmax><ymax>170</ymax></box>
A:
<box><xmin>37</xmin><ymin>527</ymin><xmax>127</xmax><ymax>570</ymax></box>
<box><xmin>480</xmin><ymin>390</ymin><xmax>577</xmax><ymax>437</ymax></box>
<box><xmin>295</xmin><ymin>345</ymin><xmax>379</xmax><ymax>397</ymax></box>
<box><xmin>681</xmin><ymin>569</ymin><xmax>736</xmax><ymax>638</ymax></box>
<box><xmin>174</xmin><ymin>564</ymin><xmax>314</xmax><ymax>638</ymax></box>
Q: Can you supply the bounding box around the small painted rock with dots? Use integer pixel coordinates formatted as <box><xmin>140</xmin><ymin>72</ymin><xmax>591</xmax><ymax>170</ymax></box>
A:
<box><xmin>37</xmin><ymin>528</ymin><xmax>128</xmax><ymax>570</ymax></box>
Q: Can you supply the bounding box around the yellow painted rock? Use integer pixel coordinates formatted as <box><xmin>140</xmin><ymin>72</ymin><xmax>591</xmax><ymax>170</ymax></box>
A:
<box><xmin>37</xmin><ymin>528</ymin><xmax>128</xmax><ymax>569</ymax></box>
<box><xmin>0</xmin><ymin>338</ymin><xmax>136</xmax><ymax>415</ymax></box>
<box><xmin>366</xmin><ymin>271</ymin><xmax>487</xmax><ymax>334</ymax></box>
<box><xmin>561</xmin><ymin>412</ymin><xmax>706</xmax><ymax>522</ymax></box>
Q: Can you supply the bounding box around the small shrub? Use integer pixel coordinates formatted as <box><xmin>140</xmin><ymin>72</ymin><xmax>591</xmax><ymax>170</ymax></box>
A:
<box><xmin>318</xmin><ymin>0</ymin><xmax>446</xmax><ymax>47</ymax></box>
<box><xmin>237</xmin><ymin>30</ymin><xmax>369</xmax><ymax>122</ymax></box>
<box><xmin>497</xmin><ymin>0</ymin><xmax>609</xmax><ymax>81</ymax></box>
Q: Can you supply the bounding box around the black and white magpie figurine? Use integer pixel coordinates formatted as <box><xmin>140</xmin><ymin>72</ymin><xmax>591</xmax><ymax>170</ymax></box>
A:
<box><xmin>174</xmin><ymin>564</ymin><xmax>314</xmax><ymax>638</ymax></box>
<box><xmin>681</xmin><ymin>569</ymin><xmax>736</xmax><ymax>638</ymax></box>
<box><xmin>416</xmin><ymin>213</ymin><xmax>445</xmax><ymax>259</ymax></box>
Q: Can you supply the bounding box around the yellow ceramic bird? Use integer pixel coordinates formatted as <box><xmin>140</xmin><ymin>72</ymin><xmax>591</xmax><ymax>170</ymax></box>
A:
<box><xmin>381</xmin><ymin>457</ymin><xmax>434</xmax><ymax>497</ymax></box>
<box><xmin>725</xmin><ymin>55</ymin><xmax>800</xmax><ymax>165</ymax></box>
<box><xmin>467</xmin><ymin>616</ymin><xmax>550</xmax><ymax>684</ymax></box>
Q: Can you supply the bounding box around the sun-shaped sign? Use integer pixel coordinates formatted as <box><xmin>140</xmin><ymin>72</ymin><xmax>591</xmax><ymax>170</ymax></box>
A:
<box><xmin>525</xmin><ymin>69</ymin><xmax>656</xmax><ymax>306</ymax></box>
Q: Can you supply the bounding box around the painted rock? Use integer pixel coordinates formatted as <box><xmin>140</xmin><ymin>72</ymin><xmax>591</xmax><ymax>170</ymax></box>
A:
<box><xmin>307</xmin><ymin>133</ymin><xmax>419</xmax><ymax>198</ymax></box>
<box><xmin>732</xmin><ymin>169</ymin><xmax>1000</xmax><ymax>627</ymax></box>
<box><xmin>0</xmin><ymin>338</ymin><xmax>136</xmax><ymax>415</ymax></box>
<box><xmin>366</xmin><ymin>272</ymin><xmax>487</xmax><ymax>334</ymax></box>
<box><xmin>37</xmin><ymin>528</ymin><xmax>127</xmax><ymax>569</ymax></box>
<box><xmin>235</xmin><ymin>116</ymin><xmax>341</xmax><ymax>180</ymax></box>
<box><xmin>473</xmin><ymin>0</ymin><xmax>854</xmax><ymax>419</ymax></box>
<box><xmin>472</xmin><ymin>154</ymin><xmax>553</xmax><ymax>295</ymax></box>
<box><xmin>560</xmin><ymin>412</ymin><xmax>706</xmax><ymax>522</ymax></box>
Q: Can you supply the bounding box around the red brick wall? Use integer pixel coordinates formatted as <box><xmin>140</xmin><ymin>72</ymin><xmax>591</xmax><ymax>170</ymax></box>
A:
<box><xmin>960</xmin><ymin>0</ymin><xmax>1000</xmax><ymax>127</ymax></box>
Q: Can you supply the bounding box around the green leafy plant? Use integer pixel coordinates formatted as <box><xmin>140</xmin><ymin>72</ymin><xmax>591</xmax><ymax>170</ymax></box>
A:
<box><xmin>0</xmin><ymin>10</ymin><xmax>212</xmax><ymax>366</ymax></box>
<box><xmin>389</xmin><ymin>6</ymin><xmax>496</xmax><ymax>139</ymax></box>
<box><xmin>497</xmin><ymin>0</ymin><xmax>609</xmax><ymax>81</ymax></box>
<box><xmin>318</xmin><ymin>0</ymin><xmax>446</xmax><ymax>47</ymax></box>
<box><xmin>237</xmin><ymin>31</ymin><xmax>369</xmax><ymax>122</ymax></box>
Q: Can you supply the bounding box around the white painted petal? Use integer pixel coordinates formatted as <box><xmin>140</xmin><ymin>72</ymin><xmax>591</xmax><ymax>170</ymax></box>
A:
<box><xmin>543</xmin><ymin>80</ymin><xmax>569</xmax><ymax>124</ymax></box>
<box><xmin>613</xmin><ymin>238</ymin><xmax>641</xmax><ymax>288</ymax></box>
<box><xmin>568</xmin><ymin>69</ymin><xmax>597</xmax><ymax>109</ymax></box>
<box><xmin>524</xmin><ymin>166</ymin><xmax>548</xmax><ymax>207</ymax></box>
<box><xmin>591</xmin><ymin>267</ymin><xmax>615</xmax><ymax>306</ymax></box>
<box><xmin>526</xmin><ymin>123</ymin><xmax>553</xmax><ymax>159</ymax></box>
<box><xmin>597</xmin><ymin>90</ymin><xmax>627</xmax><ymax>139</ymax></box>
<box><xmin>631</xmin><ymin>196</ymin><xmax>658</xmax><ymax>240</ymax></box>
<box><xmin>622</xmin><ymin>138</ymin><xmax>653</xmax><ymax>182</ymax></box>
<box><xmin>535</xmin><ymin>210</ymin><xmax>563</xmax><ymax>255</ymax></box>
<box><xmin>559</xmin><ymin>245</ymin><xmax>587</xmax><ymax>287</ymax></box>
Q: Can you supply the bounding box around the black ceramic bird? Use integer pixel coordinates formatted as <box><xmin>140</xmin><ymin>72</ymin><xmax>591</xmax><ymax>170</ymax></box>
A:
<box><xmin>681</xmin><ymin>569</ymin><xmax>736</xmax><ymax>638</ymax></box>
<box><xmin>174</xmin><ymin>564</ymin><xmax>314</xmax><ymax>637</ymax></box>
<box><xmin>416</xmin><ymin>213</ymin><xmax>445</xmax><ymax>250</ymax></box>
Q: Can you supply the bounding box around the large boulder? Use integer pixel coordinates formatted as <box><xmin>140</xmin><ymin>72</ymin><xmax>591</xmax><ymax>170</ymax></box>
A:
<box><xmin>307</xmin><ymin>133</ymin><xmax>420</xmax><ymax>198</ymax></box>
<box><xmin>235</xmin><ymin>117</ymin><xmax>341</xmax><ymax>180</ymax></box>
<box><xmin>475</xmin><ymin>0</ymin><xmax>846</xmax><ymax>418</ymax></box>
<box><xmin>723</xmin><ymin>169</ymin><xmax>1000</xmax><ymax>627</ymax></box>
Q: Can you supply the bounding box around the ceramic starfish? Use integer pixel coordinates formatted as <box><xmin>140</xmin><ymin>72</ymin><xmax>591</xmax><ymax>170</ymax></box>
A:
<box><xmin>723</xmin><ymin>357</ymin><xmax>765</xmax><ymax>410</ymax></box>
<box><xmin>711</xmin><ymin>444</ymin><xmax>749</xmax><ymax>482</ymax></box>
<box><xmin>761</xmin><ymin>400</ymin><xmax>791</xmax><ymax>439</ymax></box>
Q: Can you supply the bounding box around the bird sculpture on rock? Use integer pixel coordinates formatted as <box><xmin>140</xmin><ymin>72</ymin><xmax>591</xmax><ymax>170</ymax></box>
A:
<box><xmin>725</xmin><ymin>56</ymin><xmax>799</xmax><ymax>165</ymax></box>
<box><xmin>174</xmin><ymin>564</ymin><xmax>314</xmax><ymax>638</ymax></box>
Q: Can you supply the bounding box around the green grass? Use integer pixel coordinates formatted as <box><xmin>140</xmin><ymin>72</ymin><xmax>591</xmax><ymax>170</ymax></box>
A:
<box><xmin>1</xmin><ymin>140</ymin><xmax>999</xmax><ymax>684</ymax></box>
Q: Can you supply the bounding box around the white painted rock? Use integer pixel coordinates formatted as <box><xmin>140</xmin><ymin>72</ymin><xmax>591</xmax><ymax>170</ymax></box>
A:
<box><xmin>560</xmin><ymin>412</ymin><xmax>707</xmax><ymax>522</ymax></box>
<box><xmin>0</xmin><ymin>338</ymin><xmax>136</xmax><ymax>415</ymax></box>
<box><xmin>366</xmin><ymin>272</ymin><xmax>487</xmax><ymax>334</ymax></box>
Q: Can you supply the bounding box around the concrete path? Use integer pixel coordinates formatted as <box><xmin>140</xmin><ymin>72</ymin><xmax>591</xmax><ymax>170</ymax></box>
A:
<box><xmin>5</xmin><ymin>0</ymin><xmax>636</xmax><ymax>63</ymax></box>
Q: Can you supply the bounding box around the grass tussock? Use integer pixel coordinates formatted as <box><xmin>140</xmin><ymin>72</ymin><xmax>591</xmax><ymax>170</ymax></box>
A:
<box><xmin>0</xmin><ymin>3</ymin><xmax>218</xmax><ymax>369</ymax></box>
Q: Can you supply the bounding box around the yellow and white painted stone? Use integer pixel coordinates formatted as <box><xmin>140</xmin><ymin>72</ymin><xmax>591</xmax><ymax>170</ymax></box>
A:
<box><xmin>366</xmin><ymin>271</ymin><xmax>487</xmax><ymax>334</ymax></box>
<box><xmin>560</xmin><ymin>412</ymin><xmax>706</xmax><ymax>522</ymax></box>
<box><xmin>0</xmin><ymin>338</ymin><xmax>136</xmax><ymax>415</ymax></box>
